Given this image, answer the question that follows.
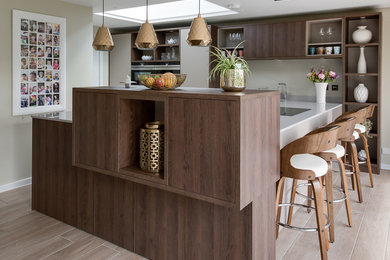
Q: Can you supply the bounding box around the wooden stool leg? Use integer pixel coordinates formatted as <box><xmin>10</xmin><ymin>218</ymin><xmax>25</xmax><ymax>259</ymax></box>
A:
<box><xmin>275</xmin><ymin>177</ymin><xmax>285</xmax><ymax>239</ymax></box>
<box><xmin>360</xmin><ymin>133</ymin><xmax>374</xmax><ymax>188</ymax></box>
<box><xmin>311</xmin><ymin>178</ymin><xmax>328</xmax><ymax>260</ymax></box>
<box><xmin>350</xmin><ymin>142</ymin><xmax>363</xmax><ymax>203</ymax></box>
<box><xmin>307</xmin><ymin>183</ymin><xmax>313</xmax><ymax>213</ymax></box>
<box><xmin>325</xmin><ymin>162</ymin><xmax>334</xmax><ymax>243</ymax></box>
<box><xmin>287</xmin><ymin>179</ymin><xmax>298</xmax><ymax>225</ymax></box>
<box><xmin>338</xmin><ymin>158</ymin><xmax>353</xmax><ymax>227</ymax></box>
<box><xmin>348</xmin><ymin>147</ymin><xmax>357</xmax><ymax>191</ymax></box>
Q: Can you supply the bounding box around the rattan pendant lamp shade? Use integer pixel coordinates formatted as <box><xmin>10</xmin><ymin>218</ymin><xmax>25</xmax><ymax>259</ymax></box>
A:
<box><xmin>92</xmin><ymin>0</ymin><xmax>114</xmax><ymax>51</ymax></box>
<box><xmin>135</xmin><ymin>0</ymin><xmax>159</xmax><ymax>50</ymax></box>
<box><xmin>187</xmin><ymin>0</ymin><xmax>212</xmax><ymax>46</ymax></box>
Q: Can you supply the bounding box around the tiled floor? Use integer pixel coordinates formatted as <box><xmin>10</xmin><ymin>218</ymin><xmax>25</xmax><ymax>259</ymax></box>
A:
<box><xmin>0</xmin><ymin>170</ymin><xmax>389</xmax><ymax>259</ymax></box>
<box><xmin>0</xmin><ymin>185</ymin><xmax>145</xmax><ymax>260</ymax></box>
<box><xmin>277</xmin><ymin>169</ymin><xmax>390</xmax><ymax>260</ymax></box>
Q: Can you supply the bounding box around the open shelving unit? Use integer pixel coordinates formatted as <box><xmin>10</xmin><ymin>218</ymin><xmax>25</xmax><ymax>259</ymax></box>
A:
<box><xmin>131</xmin><ymin>29</ymin><xmax>181</xmax><ymax>63</ymax></box>
<box><xmin>342</xmin><ymin>13</ymin><xmax>382</xmax><ymax>173</ymax></box>
<box><xmin>306</xmin><ymin>18</ymin><xmax>343</xmax><ymax>57</ymax></box>
<box><xmin>118</xmin><ymin>97</ymin><xmax>166</xmax><ymax>183</ymax></box>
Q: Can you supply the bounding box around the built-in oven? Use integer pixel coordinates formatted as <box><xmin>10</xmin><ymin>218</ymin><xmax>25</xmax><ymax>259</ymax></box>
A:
<box><xmin>131</xmin><ymin>63</ymin><xmax>181</xmax><ymax>84</ymax></box>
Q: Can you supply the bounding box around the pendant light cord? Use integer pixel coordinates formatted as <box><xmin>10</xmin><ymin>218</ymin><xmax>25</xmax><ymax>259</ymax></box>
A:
<box><xmin>198</xmin><ymin>0</ymin><xmax>200</xmax><ymax>15</ymax></box>
<box><xmin>102</xmin><ymin>0</ymin><xmax>105</xmax><ymax>25</ymax></box>
<box><xmin>146</xmin><ymin>0</ymin><xmax>149</xmax><ymax>21</ymax></box>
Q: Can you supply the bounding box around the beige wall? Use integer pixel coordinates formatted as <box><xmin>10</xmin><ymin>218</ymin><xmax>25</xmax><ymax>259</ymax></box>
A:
<box><xmin>246</xmin><ymin>59</ymin><xmax>343</xmax><ymax>102</ymax></box>
<box><xmin>0</xmin><ymin>0</ymin><xmax>93</xmax><ymax>186</ymax></box>
<box><xmin>379</xmin><ymin>8</ymin><xmax>390</xmax><ymax>166</ymax></box>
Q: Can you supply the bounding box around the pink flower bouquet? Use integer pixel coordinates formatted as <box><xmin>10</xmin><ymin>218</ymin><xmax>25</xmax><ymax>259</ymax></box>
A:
<box><xmin>306</xmin><ymin>68</ymin><xmax>339</xmax><ymax>83</ymax></box>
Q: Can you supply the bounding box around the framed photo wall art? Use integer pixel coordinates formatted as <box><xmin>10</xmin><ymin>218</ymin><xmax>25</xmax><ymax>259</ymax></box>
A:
<box><xmin>12</xmin><ymin>10</ymin><xmax>66</xmax><ymax>116</ymax></box>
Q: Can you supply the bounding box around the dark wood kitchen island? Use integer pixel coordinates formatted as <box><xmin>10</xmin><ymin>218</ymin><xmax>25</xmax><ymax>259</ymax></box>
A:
<box><xmin>32</xmin><ymin>86</ymin><xmax>280</xmax><ymax>260</ymax></box>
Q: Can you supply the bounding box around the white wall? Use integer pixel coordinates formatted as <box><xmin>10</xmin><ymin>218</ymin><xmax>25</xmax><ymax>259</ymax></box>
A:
<box><xmin>93</xmin><ymin>26</ymin><xmax>109</xmax><ymax>86</ymax></box>
<box><xmin>246</xmin><ymin>59</ymin><xmax>343</xmax><ymax>102</ymax></box>
<box><xmin>378</xmin><ymin>8</ymin><xmax>390</xmax><ymax>167</ymax></box>
<box><xmin>0</xmin><ymin>0</ymin><xmax>93</xmax><ymax>186</ymax></box>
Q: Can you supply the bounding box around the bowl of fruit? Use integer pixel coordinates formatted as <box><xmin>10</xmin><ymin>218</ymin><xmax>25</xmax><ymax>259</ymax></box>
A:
<box><xmin>138</xmin><ymin>73</ymin><xmax>187</xmax><ymax>90</ymax></box>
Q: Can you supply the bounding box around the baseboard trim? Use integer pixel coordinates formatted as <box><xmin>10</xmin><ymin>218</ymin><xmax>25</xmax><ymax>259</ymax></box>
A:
<box><xmin>381</xmin><ymin>163</ymin><xmax>390</xmax><ymax>171</ymax></box>
<box><xmin>0</xmin><ymin>177</ymin><xmax>32</xmax><ymax>193</ymax></box>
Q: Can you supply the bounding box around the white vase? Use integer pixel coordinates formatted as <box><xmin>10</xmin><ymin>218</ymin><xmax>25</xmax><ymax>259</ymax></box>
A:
<box><xmin>354</xmin><ymin>83</ymin><xmax>368</xmax><ymax>103</ymax></box>
<box><xmin>352</xmin><ymin>26</ymin><xmax>373</xmax><ymax>44</ymax></box>
<box><xmin>358</xmin><ymin>47</ymin><xmax>367</xmax><ymax>73</ymax></box>
<box><xmin>314</xmin><ymin>82</ymin><xmax>328</xmax><ymax>104</ymax></box>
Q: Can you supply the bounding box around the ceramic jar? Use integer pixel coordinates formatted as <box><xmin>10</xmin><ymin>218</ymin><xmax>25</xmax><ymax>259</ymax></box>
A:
<box><xmin>354</xmin><ymin>83</ymin><xmax>368</xmax><ymax>103</ymax></box>
<box><xmin>352</xmin><ymin>26</ymin><xmax>373</xmax><ymax>44</ymax></box>
<box><xmin>314</xmin><ymin>82</ymin><xmax>328</xmax><ymax>104</ymax></box>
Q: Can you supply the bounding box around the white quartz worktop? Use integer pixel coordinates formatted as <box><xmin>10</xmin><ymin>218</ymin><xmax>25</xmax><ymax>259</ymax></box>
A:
<box><xmin>280</xmin><ymin>101</ymin><xmax>342</xmax><ymax>149</ymax></box>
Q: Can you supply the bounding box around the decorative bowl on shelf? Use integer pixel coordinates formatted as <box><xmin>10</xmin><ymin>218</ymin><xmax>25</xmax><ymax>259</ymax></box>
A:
<box><xmin>138</xmin><ymin>73</ymin><xmax>187</xmax><ymax>90</ymax></box>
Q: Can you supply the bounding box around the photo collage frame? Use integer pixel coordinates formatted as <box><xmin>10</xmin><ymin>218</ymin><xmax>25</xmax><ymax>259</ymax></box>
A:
<box><xmin>13</xmin><ymin>10</ymin><xmax>66</xmax><ymax>116</ymax></box>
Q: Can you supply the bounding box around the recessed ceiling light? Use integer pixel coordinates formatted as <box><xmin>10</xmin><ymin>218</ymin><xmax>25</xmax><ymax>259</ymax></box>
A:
<box><xmin>95</xmin><ymin>0</ymin><xmax>237</xmax><ymax>24</ymax></box>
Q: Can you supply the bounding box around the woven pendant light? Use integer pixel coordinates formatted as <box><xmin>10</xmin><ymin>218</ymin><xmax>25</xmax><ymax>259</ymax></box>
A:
<box><xmin>187</xmin><ymin>0</ymin><xmax>211</xmax><ymax>46</ymax></box>
<box><xmin>93</xmin><ymin>0</ymin><xmax>114</xmax><ymax>51</ymax></box>
<box><xmin>135</xmin><ymin>0</ymin><xmax>159</xmax><ymax>50</ymax></box>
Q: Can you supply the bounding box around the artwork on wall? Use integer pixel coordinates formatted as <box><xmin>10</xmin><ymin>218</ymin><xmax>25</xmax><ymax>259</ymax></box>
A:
<box><xmin>12</xmin><ymin>10</ymin><xmax>66</xmax><ymax>116</ymax></box>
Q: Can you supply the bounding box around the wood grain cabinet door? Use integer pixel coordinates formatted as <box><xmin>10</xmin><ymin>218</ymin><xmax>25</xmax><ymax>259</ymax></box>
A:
<box><xmin>168</xmin><ymin>97</ymin><xmax>239</xmax><ymax>202</ymax></box>
<box><xmin>244</xmin><ymin>24</ymin><xmax>273</xmax><ymax>59</ymax></box>
<box><xmin>73</xmin><ymin>91</ymin><xmax>117</xmax><ymax>171</ymax></box>
<box><xmin>272</xmin><ymin>21</ymin><xmax>306</xmax><ymax>57</ymax></box>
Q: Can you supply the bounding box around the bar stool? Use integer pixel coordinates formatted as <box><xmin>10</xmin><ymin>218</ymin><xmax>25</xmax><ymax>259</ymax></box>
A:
<box><xmin>288</xmin><ymin>117</ymin><xmax>356</xmax><ymax>244</ymax></box>
<box><xmin>337</xmin><ymin>106</ymin><xmax>371</xmax><ymax>202</ymax></box>
<box><xmin>276</xmin><ymin>125</ymin><xmax>340</xmax><ymax>260</ymax></box>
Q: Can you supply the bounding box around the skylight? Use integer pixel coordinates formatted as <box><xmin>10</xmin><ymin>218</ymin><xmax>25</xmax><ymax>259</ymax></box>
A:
<box><xmin>95</xmin><ymin>0</ymin><xmax>237</xmax><ymax>24</ymax></box>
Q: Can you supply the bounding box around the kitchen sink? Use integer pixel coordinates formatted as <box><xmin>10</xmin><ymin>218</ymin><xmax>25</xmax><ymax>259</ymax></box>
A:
<box><xmin>280</xmin><ymin>107</ymin><xmax>310</xmax><ymax>116</ymax></box>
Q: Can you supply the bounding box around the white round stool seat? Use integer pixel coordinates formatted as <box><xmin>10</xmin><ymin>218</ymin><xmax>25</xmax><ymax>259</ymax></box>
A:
<box><xmin>323</xmin><ymin>144</ymin><xmax>345</xmax><ymax>159</ymax></box>
<box><xmin>290</xmin><ymin>154</ymin><xmax>328</xmax><ymax>177</ymax></box>
<box><xmin>355</xmin><ymin>124</ymin><xmax>366</xmax><ymax>134</ymax></box>
<box><xmin>353</xmin><ymin>131</ymin><xmax>360</xmax><ymax>140</ymax></box>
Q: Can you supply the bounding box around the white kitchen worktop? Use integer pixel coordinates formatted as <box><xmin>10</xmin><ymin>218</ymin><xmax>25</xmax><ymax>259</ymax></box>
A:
<box><xmin>280</xmin><ymin>101</ymin><xmax>342</xmax><ymax>149</ymax></box>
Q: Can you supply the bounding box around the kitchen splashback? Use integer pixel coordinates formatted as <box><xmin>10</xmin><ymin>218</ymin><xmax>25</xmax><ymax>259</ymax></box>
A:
<box><xmin>246</xmin><ymin>59</ymin><xmax>343</xmax><ymax>103</ymax></box>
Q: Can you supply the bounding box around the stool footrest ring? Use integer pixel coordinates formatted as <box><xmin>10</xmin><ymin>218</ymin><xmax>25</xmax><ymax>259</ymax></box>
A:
<box><xmin>295</xmin><ymin>183</ymin><xmax>347</xmax><ymax>204</ymax></box>
<box><xmin>277</xmin><ymin>203</ymin><xmax>330</xmax><ymax>232</ymax></box>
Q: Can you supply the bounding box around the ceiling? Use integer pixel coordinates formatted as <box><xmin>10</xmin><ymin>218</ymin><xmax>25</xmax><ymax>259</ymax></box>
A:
<box><xmin>61</xmin><ymin>0</ymin><xmax>390</xmax><ymax>29</ymax></box>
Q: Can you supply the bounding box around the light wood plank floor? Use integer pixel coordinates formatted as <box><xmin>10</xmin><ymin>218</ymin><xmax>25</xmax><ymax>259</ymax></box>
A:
<box><xmin>277</xmin><ymin>169</ymin><xmax>390</xmax><ymax>260</ymax></box>
<box><xmin>0</xmin><ymin>185</ymin><xmax>146</xmax><ymax>260</ymax></box>
<box><xmin>1</xmin><ymin>171</ymin><xmax>389</xmax><ymax>259</ymax></box>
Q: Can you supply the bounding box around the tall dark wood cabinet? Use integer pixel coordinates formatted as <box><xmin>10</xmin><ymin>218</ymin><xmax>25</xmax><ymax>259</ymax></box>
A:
<box><xmin>343</xmin><ymin>13</ymin><xmax>382</xmax><ymax>173</ymax></box>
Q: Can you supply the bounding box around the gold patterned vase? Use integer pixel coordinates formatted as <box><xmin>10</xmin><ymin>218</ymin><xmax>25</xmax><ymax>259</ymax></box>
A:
<box><xmin>139</xmin><ymin>121</ymin><xmax>164</xmax><ymax>174</ymax></box>
<box><xmin>220</xmin><ymin>69</ymin><xmax>246</xmax><ymax>92</ymax></box>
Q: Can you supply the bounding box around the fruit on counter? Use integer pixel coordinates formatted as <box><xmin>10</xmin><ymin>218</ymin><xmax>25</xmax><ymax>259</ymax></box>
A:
<box><xmin>154</xmin><ymin>77</ymin><xmax>165</xmax><ymax>88</ymax></box>
<box><xmin>154</xmin><ymin>75</ymin><xmax>160</xmax><ymax>80</ymax></box>
<box><xmin>176</xmin><ymin>76</ymin><xmax>184</xmax><ymax>85</ymax></box>
<box><xmin>139</xmin><ymin>74</ymin><xmax>148</xmax><ymax>82</ymax></box>
<box><xmin>162</xmin><ymin>72</ymin><xmax>177</xmax><ymax>88</ymax></box>
<box><xmin>145</xmin><ymin>77</ymin><xmax>155</xmax><ymax>87</ymax></box>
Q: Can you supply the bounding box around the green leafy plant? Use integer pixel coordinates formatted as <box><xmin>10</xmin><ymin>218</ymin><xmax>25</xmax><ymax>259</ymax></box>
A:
<box><xmin>209</xmin><ymin>42</ymin><xmax>250</xmax><ymax>80</ymax></box>
<box><xmin>362</xmin><ymin>119</ymin><xmax>373</xmax><ymax>139</ymax></box>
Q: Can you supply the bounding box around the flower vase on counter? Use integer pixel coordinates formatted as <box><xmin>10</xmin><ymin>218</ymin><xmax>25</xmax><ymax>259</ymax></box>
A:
<box><xmin>314</xmin><ymin>83</ymin><xmax>328</xmax><ymax>104</ymax></box>
<box><xmin>306</xmin><ymin>68</ymin><xmax>339</xmax><ymax>104</ymax></box>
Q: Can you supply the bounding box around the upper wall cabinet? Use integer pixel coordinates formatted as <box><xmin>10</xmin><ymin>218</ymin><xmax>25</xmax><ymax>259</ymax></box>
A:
<box><xmin>243</xmin><ymin>21</ymin><xmax>306</xmax><ymax>59</ymax></box>
<box><xmin>273</xmin><ymin>21</ymin><xmax>306</xmax><ymax>57</ymax></box>
<box><xmin>244</xmin><ymin>24</ymin><xmax>273</xmax><ymax>59</ymax></box>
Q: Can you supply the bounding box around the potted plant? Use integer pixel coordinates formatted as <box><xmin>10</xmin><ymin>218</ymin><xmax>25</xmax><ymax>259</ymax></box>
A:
<box><xmin>210</xmin><ymin>42</ymin><xmax>250</xmax><ymax>92</ymax></box>
<box><xmin>306</xmin><ymin>68</ymin><xmax>339</xmax><ymax>104</ymax></box>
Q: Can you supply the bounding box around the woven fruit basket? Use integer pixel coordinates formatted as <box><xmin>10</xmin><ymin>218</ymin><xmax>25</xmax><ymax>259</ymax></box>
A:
<box><xmin>138</xmin><ymin>73</ymin><xmax>187</xmax><ymax>90</ymax></box>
